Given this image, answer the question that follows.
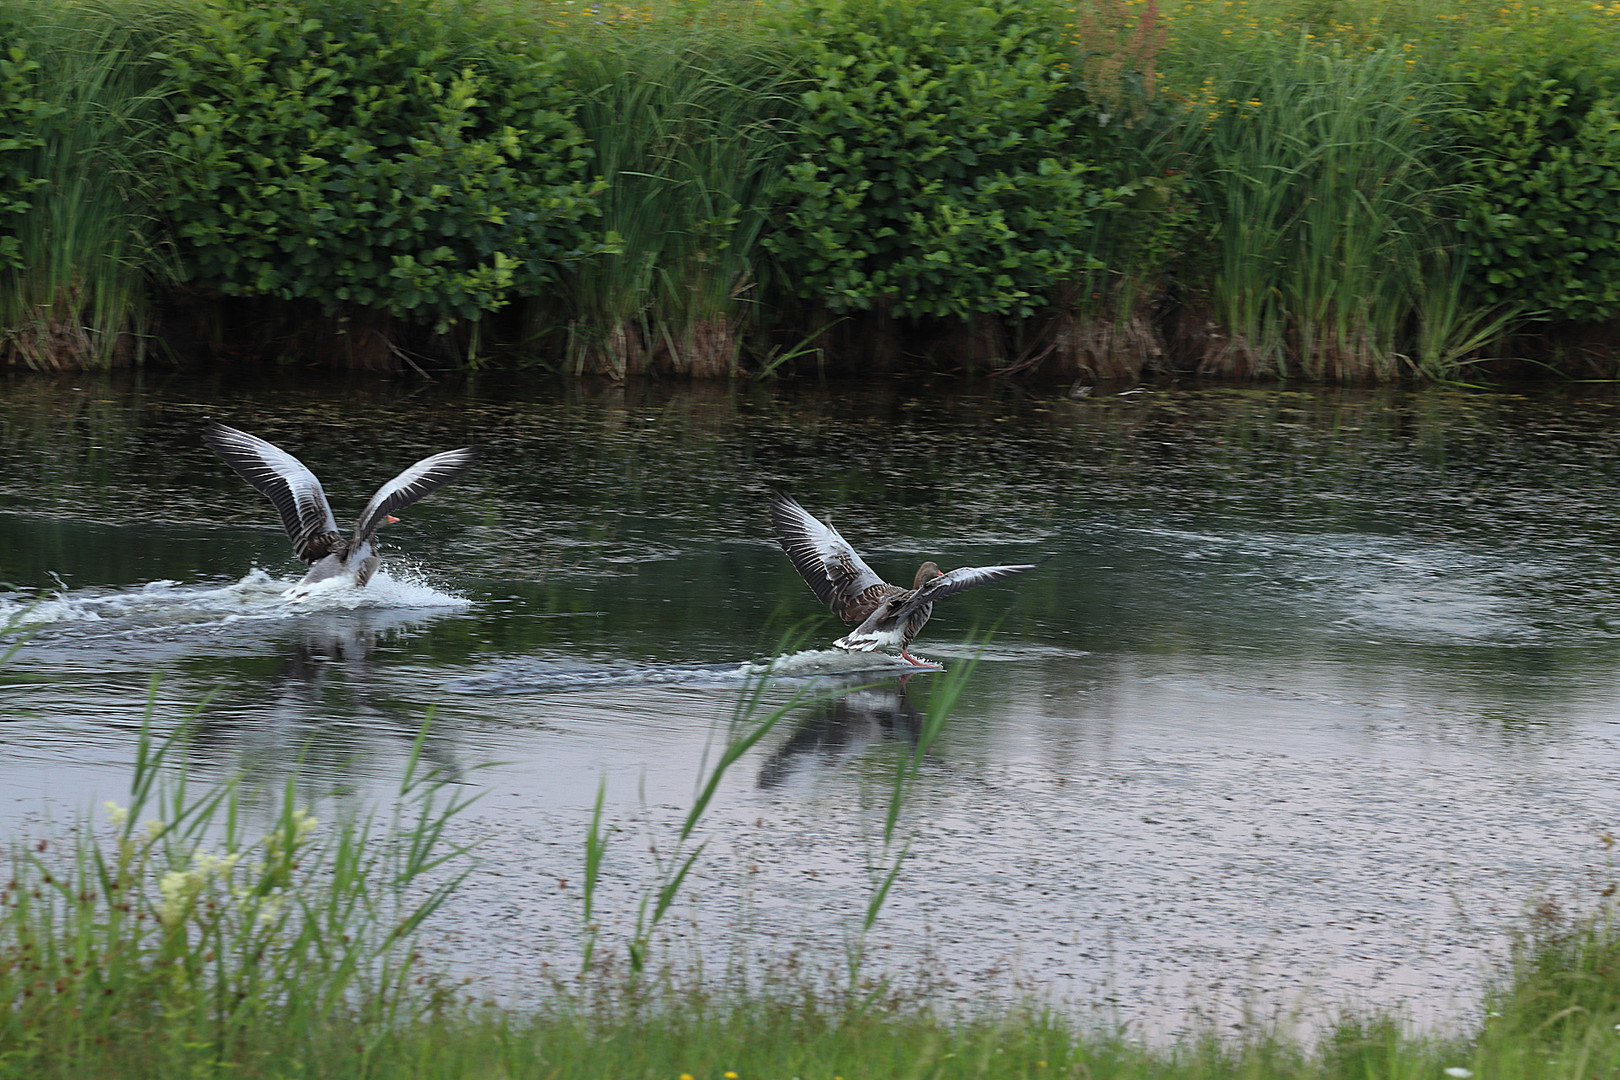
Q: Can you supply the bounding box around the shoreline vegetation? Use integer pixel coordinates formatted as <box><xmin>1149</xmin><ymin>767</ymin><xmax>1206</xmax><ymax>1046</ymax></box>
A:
<box><xmin>4</xmin><ymin>655</ymin><xmax>1620</xmax><ymax>1079</ymax></box>
<box><xmin>1</xmin><ymin>0</ymin><xmax>1618</xmax><ymax>381</ymax></box>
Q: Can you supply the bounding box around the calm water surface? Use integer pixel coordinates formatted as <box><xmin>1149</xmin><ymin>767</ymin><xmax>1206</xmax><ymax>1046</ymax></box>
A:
<box><xmin>3</xmin><ymin>371</ymin><xmax>1619</xmax><ymax>1038</ymax></box>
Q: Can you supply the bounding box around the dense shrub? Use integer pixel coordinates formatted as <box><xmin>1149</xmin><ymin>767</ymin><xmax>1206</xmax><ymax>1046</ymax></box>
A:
<box><xmin>1448</xmin><ymin>15</ymin><xmax>1620</xmax><ymax>324</ymax></box>
<box><xmin>0</xmin><ymin>44</ymin><xmax>57</xmax><ymax>272</ymax></box>
<box><xmin>160</xmin><ymin>0</ymin><xmax>600</xmax><ymax>333</ymax></box>
<box><xmin>765</xmin><ymin>0</ymin><xmax>1121</xmax><ymax>321</ymax></box>
<box><xmin>2</xmin><ymin>0</ymin><xmax>1619</xmax><ymax>375</ymax></box>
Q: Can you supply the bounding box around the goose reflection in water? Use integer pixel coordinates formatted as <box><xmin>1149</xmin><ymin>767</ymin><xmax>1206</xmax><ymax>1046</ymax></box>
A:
<box><xmin>188</xmin><ymin>609</ymin><xmax>464</xmax><ymax>786</ymax></box>
<box><xmin>757</xmin><ymin>676</ymin><xmax>924</xmax><ymax>788</ymax></box>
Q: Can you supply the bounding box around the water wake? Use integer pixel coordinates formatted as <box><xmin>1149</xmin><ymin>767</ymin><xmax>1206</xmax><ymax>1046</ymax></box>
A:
<box><xmin>449</xmin><ymin>647</ymin><xmax>931</xmax><ymax>694</ymax></box>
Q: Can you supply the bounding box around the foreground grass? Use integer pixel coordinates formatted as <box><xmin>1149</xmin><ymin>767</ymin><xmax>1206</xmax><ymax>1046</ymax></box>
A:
<box><xmin>0</xmin><ymin>1008</ymin><xmax>1439</xmax><ymax>1079</ymax></box>
<box><xmin>8</xmin><ymin>980</ymin><xmax>1617</xmax><ymax>1080</ymax></box>
<box><xmin>6</xmin><ymin>805</ymin><xmax>1618</xmax><ymax>1080</ymax></box>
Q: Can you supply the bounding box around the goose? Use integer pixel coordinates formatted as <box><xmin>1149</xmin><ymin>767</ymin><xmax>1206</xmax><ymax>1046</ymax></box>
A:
<box><xmin>769</xmin><ymin>492</ymin><xmax>1034</xmax><ymax>665</ymax></box>
<box><xmin>205</xmin><ymin>423</ymin><xmax>475</xmax><ymax>593</ymax></box>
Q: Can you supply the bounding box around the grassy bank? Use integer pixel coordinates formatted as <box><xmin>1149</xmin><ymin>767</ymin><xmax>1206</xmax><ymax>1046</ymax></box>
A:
<box><xmin>2</xmin><ymin>0</ymin><xmax>1617</xmax><ymax>380</ymax></box>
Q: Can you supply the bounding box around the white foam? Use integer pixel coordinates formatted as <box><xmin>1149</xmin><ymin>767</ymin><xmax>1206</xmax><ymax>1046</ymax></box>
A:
<box><xmin>288</xmin><ymin>569</ymin><xmax>469</xmax><ymax>611</ymax></box>
<box><xmin>0</xmin><ymin>567</ymin><xmax>468</xmax><ymax>633</ymax></box>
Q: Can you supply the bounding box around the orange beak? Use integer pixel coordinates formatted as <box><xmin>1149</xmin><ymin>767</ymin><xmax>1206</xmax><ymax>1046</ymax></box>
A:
<box><xmin>386</xmin><ymin>514</ymin><xmax>400</xmax><ymax>524</ymax></box>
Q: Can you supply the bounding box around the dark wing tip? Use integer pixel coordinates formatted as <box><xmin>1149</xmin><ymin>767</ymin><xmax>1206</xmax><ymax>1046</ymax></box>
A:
<box><xmin>428</xmin><ymin>446</ymin><xmax>478</xmax><ymax>480</ymax></box>
<box><xmin>766</xmin><ymin>491</ymin><xmax>809</xmax><ymax>533</ymax></box>
<box><xmin>201</xmin><ymin>421</ymin><xmax>237</xmax><ymax>450</ymax></box>
<box><xmin>202</xmin><ymin>422</ymin><xmax>273</xmax><ymax>464</ymax></box>
<box><xmin>442</xmin><ymin>446</ymin><xmax>479</xmax><ymax>480</ymax></box>
<box><xmin>203</xmin><ymin>420</ymin><xmax>249</xmax><ymax>436</ymax></box>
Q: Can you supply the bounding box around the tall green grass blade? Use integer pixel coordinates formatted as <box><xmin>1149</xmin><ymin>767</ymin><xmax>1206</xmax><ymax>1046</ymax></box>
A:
<box><xmin>0</xmin><ymin>0</ymin><xmax>178</xmax><ymax>369</ymax></box>
<box><xmin>543</xmin><ymin>11</ymin><xmax>799</xmax><ymax>376</ymax></box>
<box><xmin>1172</xmin><ymin>36</ymin><xmax>1475</xmax><ymax>379</ymax></box>
<box><xmin>581</xmin><ymin>776</ymin><xmax>608</xmax><ymax>974</ymax></box>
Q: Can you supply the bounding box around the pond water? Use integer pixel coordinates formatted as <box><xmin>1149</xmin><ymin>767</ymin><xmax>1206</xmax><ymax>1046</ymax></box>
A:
<box><xmin>3</xmin><ymin>370</ymin><xmax>1619</xmax><ymax>1040</ymax></box>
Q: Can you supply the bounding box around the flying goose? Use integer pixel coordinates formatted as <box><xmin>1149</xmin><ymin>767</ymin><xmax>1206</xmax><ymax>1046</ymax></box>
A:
<box><xmin>205</xmin><ymin>423</ymin><xmax>475</xmax><ymax>592</ymax></box>
<box><xmin>769</xmin><ymin>492</ymin><xmax>1034</xmax><ymax>665</ymax></box>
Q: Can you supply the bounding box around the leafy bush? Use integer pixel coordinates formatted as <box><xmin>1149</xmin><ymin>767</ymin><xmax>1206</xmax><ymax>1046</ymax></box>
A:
<box><xmin>0</xmin><ymin>43</ymin><xmax>58</xmax><ymax>272</ymax></box>
<box><xmin>766</xmin><ymin>0</ymin><xmax>1120</xmax><ymax>321</ymax></box>
<box><xmin>160</xmin><ymin>0</ymin><xmax>600</xmax><ymax>334</ymax></box>
<box><xmin>1449</xmin><ymin>16</ymin><xmax>1620</xmax><ymax>324</ymax></box>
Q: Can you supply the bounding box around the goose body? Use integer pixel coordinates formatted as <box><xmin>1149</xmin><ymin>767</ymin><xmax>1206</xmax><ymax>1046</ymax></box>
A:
<box><xmin>769</xmin><ymin>493</ymin><xmax>1034</xmax><ymax>665</ymax></box>
<box><xmin>205</xmin><ymin>423</ymin><xmax>475</xmax><ymax>594</ymax></box>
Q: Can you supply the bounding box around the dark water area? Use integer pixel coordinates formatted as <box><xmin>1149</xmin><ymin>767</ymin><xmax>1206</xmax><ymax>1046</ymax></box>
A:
<box><xmin>3</xmin><ymin>370</ymin><xmax>1619</xmax><ymax>1038</ymax></box>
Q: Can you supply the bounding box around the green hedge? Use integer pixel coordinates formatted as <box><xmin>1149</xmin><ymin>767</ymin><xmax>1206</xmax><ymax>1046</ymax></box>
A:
<box><xmin>4</xmin><ymin>0</ymin><xmax>1620</xmax><ymax>375</ymax></box>
<box><xmin>765</xmin><ymin>0</ymin><xmax>1122</xmax><ymax>321</ymax></box>
<box><xmin>0</xmin><ymin>43</ymin><xmax>58</xmax><ymax>272</ymax></box>
<box><xmin>160</xmin><ymin>0</ymin><xmax>600</xmax><ymax>333</ymax></box>
<box><xmin>1449</xmin><ymin>16</ymin><xmax>1620</xmax><ymax>325</ymax></box>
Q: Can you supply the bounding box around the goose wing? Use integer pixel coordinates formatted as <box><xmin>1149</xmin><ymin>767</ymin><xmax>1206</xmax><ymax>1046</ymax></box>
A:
<box><xmin>769</xmin><ymin>493</ymin><xmax>888</xmax><ymax>623</ymax></box>
<box><xmin>205</xmin><ymin>423</ymin><xmax>342</xmax><ymax>563</ymax></box>
<box><xmin>352</xmin><ymin>447</ymin><xmax>477</xmax><ymax>544</ymax></box>
<box><xmin>891</xmin><ymin>563</ymin><xmax>1036</xmax><ymax>620</ymax></box>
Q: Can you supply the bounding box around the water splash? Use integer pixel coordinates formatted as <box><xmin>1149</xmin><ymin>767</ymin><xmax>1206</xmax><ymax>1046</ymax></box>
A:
<box><xmin>0</xmin><ymin>568</ymin><xmax>468</xmax><ymax>634</ymax></box>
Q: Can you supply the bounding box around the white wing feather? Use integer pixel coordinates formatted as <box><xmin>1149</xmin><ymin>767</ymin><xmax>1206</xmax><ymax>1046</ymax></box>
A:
<box><xmin>204</xmin><ymin>424</ymin><xmax>340</xmax><ymax>561</ymax></box>
<box><xmin>769</xmin><ymin>493</ymin><xmax>886</xmax><ymax>613</ymax></box>
<box><xmin>890</xmin><ymin>564</ymin><xmax>1036</xmax><ymax>619</ymax></box>
<box><xmin>353</xmin><ymin>447</ymin><xmax>477</xmax><ymax>543</ymax></box>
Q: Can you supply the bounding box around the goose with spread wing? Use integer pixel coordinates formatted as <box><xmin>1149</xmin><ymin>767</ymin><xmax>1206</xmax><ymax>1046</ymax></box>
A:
<box><xmin>769</xmin><ymin>492</ymin><xmax>1034</xmax><ymax>665</ymax></box>
<box><xmin>205</xmin><ymin>423</ymin><xmax>475</xmax><ymax>593</ymax></box>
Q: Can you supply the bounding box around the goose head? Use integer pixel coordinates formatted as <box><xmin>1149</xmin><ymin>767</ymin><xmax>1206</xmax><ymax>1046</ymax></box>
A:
<box><xmin>912</xmin><ymin>561</ymin><xmax>944</xmax><ymax>589</ymax></box>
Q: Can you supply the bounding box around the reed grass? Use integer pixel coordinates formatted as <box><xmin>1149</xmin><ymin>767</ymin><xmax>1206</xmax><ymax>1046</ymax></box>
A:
<box><xmin>0</xmin><ymin>689</ymin><xmax>476</xmax><ymax>1078</ymax></box>
<box><xmin>845</xmin><ymin>638</ymin><xmax>985</xmax><ymax>987</ymax></box>
<box><xmin>582</xmin><ymin>664</ymin><xmax>818</xmax><ymax>977</ymax></box>
<box><xmin>1168</xmin><ymin>37</ymin><xmax>1470</xmax><ymax>380</ymax></box>
<box><xmin>0</xmin><ymin>0</ymin><xmax>176</xmax><ymax>370</ymax></box>
<box><xmin>539</xmin><ymin>6</ymin><xmax>799</xmax><ymax>378</ymax></box>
